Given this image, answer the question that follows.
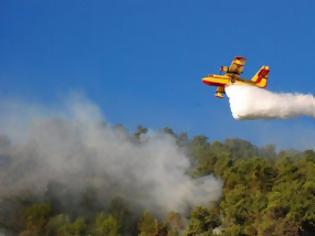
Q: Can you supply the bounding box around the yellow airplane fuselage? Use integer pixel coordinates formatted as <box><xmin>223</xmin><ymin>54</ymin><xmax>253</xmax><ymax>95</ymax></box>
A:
<box><xmin>202</xmin><ymin>74</ymin><xmax>257</xmax><ymax>87</ymax></box>
<box><xmin>202</xmin><ymin>74</ymin><xmax>257</xmax><ymax>98</ymax></box>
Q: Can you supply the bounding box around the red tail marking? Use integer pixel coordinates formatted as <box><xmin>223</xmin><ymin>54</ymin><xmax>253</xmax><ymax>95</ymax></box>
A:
<box><xmin>256</xmin><ymin>68</ymin><xmax>269</xmax><ymax>83</ymax></box>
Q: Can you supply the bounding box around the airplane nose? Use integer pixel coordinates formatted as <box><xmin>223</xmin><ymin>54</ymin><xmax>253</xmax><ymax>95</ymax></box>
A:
<box><xmin>202</xmin><ymin>77</ymin><xmax>209</xmax><ymax>85</ymax></box>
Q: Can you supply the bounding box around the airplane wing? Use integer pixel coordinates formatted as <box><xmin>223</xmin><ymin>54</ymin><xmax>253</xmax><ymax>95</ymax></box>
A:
<box><xmin>228</xmin><ymin>56</ymin><xmax>246</xmax><ymax>75</ymax></box>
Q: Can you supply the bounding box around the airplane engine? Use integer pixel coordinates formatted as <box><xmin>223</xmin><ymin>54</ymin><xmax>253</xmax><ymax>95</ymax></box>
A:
<box><xmin>220</xmin><ymin>66</ymin><xmax>229</xmax><ymax>73</ymax></box>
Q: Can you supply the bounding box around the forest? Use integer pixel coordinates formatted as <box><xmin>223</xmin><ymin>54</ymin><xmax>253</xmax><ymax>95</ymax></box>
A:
<box><xmin>0</xmin><ymin>125</ymin><xmax>315</xmax><ymax>236</ymax></box>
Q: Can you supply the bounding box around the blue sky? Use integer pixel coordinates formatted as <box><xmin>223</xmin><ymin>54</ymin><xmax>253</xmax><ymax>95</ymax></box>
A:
<box><xmin>1</xmin><ymin>0</ymin><xmax>315</xmax><ymax>149</ymax></box>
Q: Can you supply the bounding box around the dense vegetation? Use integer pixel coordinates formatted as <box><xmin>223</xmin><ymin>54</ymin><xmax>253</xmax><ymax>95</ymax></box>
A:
<box><xmin>1</xmin><ymin>126</ymin><xmax>315</xmax><ymax>236</ymax></box>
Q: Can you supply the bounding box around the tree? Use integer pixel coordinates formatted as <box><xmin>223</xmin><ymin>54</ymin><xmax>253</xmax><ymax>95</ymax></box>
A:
<box><xmin>138</xmin><ymin>212</ymin><xmax>159</xmax><ymax>236</ymax></box>
<box><xmin>20</xmin><ymin>203</ymin><xmax>52</xmax><ymax>236</ymax></box>
<box><xmin>56</xmin><ymin>217</ymin><xmax>87</xmax><ymax>236</ymax></box>
<box><xmin>135</xmin><ymin>125</ymin><xmax>148</xmax><ymax>140</ymax></box>
<box><xmin>184</xmin><ymin>207</ymin><xmax>220</xmax><ymax>236</ymax></box>
<box><xmin>46</xmin><ymin>214</ymin><xmax>70</xmax><ymax>236</ymax></box>
<box><xmin>92</xmin><ymin>213</ymin><xmax>120</xmax><ymax>236</ymax></box>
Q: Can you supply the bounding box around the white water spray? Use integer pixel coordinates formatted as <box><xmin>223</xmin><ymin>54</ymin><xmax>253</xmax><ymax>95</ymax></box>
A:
<box><xmin>226</xmin><ymin>85</ymin><xmax>315</xmax><ymax>120</ymax></box>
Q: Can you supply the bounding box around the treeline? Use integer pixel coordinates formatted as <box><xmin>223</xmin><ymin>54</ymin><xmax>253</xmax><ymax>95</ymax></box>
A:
<box><xmin>1</xmin><ymin>126</ymin><xmax>315</xmax><ymax>235</ymax></box>
<box><xmin>187</xmin><ymin>136</ymin><xmax>315</xmax><ymax>236</ymax></box>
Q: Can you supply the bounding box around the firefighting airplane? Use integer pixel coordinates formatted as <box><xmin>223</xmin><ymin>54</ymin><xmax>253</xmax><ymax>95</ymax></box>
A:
<box><xmin>201</xmin><ymin>56</ymin><xmax>270</xmax><ymax>98</ymax></box>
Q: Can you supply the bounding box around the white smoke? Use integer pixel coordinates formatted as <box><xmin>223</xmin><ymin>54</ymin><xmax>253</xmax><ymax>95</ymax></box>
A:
<box><xmin>0</xmin><ymin>95</ymin><xmax>222</xmax><ymax>215</ymax></box>
<box><xmin>226</xmin><ymin>85</ymin><xmax>315</xmax><ymax>120</ymax></box>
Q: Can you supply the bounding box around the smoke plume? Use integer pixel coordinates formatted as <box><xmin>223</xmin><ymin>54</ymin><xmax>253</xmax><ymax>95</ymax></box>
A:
<box><xmin>226</xmin><ymin>85</ymin><xmax>315</xmax><ymax>120</ymax></box>
<box><xmin>0</xmin><ymin>95</ymin><xmax>222</xmax><ymax>215</ymax></box>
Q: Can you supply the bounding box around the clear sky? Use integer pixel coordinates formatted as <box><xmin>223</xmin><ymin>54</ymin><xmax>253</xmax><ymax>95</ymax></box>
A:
<box><xmin>1</xmin><ymin>0</ymin><xmax>315</xmax><ymax>149</ymax></box>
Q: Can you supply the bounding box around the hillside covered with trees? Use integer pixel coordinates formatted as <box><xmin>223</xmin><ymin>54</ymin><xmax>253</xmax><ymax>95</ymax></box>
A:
<box><xmin>1</xmin><ymin>126</ymin><xmax>315</xmax><ymax>236</ymax></box>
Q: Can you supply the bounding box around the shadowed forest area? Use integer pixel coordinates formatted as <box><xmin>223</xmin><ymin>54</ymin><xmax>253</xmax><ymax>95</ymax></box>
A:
<box><xmin>0</xmin><ymin>126</ymin><xmax>315</xmax><ymax>236</ymax></box>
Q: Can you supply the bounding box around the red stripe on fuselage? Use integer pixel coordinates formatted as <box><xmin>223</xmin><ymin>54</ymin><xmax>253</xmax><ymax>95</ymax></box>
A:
<box><xmin>202</xmin><ymin>80</ymin><xmax>226</xmax><ymax>86</ymax></box>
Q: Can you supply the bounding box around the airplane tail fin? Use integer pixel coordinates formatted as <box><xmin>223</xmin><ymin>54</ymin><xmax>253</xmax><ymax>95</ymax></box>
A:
<box><xmin>251</xmin><ymin>66</ymin><xmax>270</xmax><ymax>88</ymax></box>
